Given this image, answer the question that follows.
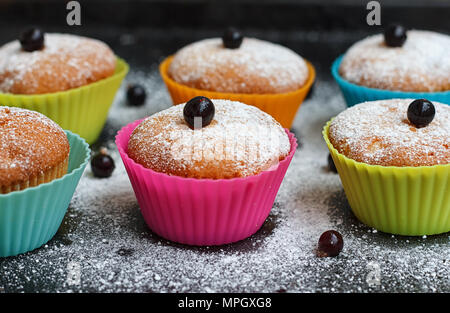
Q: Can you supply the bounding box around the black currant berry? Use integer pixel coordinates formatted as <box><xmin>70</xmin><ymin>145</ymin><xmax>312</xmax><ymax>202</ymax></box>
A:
<box><xmin>317</xmin><ymin>230</ymin><xmax>344</xmax><ymax>257</ymax></box>
<box><xmin>222</xmin><ymin>27</ymin><xmax>243</xmax><ymax>49</ymax></box>
<box><xmin>91</xmin><ymin>148</ymin><xmax>115</xmax><ymax>178</ymax></box>
<box><xmin>20</xmin><ymin>27</ymin><xmax>45</xmax><ymax>52</ymax></box>
<box><xmin>407</xmin><ymin>99</ymin><xmax>435</xmax><ymax>128</ymax></box>
<box><xmin>127</xmin><ymin>84</ymin><xmax>147</xmax><ymax>106</ymax></box>
<box><xmin>183</xmin><ymin>96</ymin><xmax>215</xmax><ymax>129</ymax></box>
<box><xmin>384</xmin><ymin>24</ymin><xmax>407</xmax><ymax>47</ymax></box>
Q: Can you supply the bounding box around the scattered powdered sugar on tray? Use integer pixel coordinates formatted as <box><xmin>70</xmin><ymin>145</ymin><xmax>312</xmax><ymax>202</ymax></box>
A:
<box><xmin>329</xmin><ymin>99</ymin><xmax>450</xmax><ymax>166</ymax></box>
<box><xmin>107</xmin><ymin>67</ymin><xmax>171</xmax><ymax>128</ymax></box>
<box><xmin>0</xmin><ymin>69</ymin><xmax>448</xmax><ymax>293</ymax></box>
<box><xmin>128</xmin><ymin>99</ymin><xmax>290</xmax><ymax>178</ymax></box>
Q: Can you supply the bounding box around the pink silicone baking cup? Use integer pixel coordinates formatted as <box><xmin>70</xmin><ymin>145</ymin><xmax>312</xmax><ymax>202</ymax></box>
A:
<box><xmin>116</xmin><ymin>119</ymin><xmax>297</xmax><ymax>246</ymax></box>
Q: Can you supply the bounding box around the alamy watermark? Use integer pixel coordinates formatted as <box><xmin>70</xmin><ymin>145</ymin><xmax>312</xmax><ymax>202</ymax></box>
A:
<box><xmin>366</xmin><ymin>1</ymin><xmax>381</xmax><ymax>26</ymax></box>
<box><xmin>66</xmin><ymin>1</ymin><xmax>81</xmax><ymax>26</ymax></box>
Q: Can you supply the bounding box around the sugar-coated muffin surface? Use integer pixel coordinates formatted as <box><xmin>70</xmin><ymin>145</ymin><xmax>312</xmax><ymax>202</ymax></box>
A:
<box><xmin>168</xmin><ymin>38</ymin><xmax>309</xmax><ymax>94</ymax></box>
<box><xmin>0</xmin><ymin>33</ymin><xmax>116</xmax><ymax>94</ymax></box>
<box><xmin>328</xmin><ymin>99</ymin><xmax>450</xmax><ymax>167</ymax></box>
<box><xmin>339</xmin><ymin>31</ymin><xmax>450</xmax><ymax>92</ymax></box>
<box><xmin>0</xmin><ymin>107</ymin><xmax>70</xmax><ymax>192</ymax></box>
<box><xmin>127</xmin><ymin>99</ymin><xmax>291</xmax><ymax>179</ymax></box>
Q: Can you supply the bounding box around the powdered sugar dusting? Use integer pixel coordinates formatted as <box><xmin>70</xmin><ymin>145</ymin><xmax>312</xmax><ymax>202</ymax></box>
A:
<box><xmin>128</xmin><ymin>99</ymin><xmax>290</xmax><ymax>178</ymax></box>
<box><xmin>339</xmin><ymin>30</ymin><xmax>450</xmax><ymax>92</ymax></box>
<box><xmin>0</xmin><ymin>33</ymin><xmax>116</xmax><ymax>94</ymax></box>
<box><xmin>329</xmin><ymin>99</ymin><xmax>450</xmax><ymax>166</ymax></box>
<box><xmin>0</xmin><ymin>71</ymin><xmax>448</xmax><ymax>293</ymax></box>
<box><xmin>0</xmin><ymin>106</ymin><xmax>69</xmax><ymax>187</ymax></box>
<box><xmin>169</xmin><ymin>38</ymin><xmax>309</xmax><ymax>94</ymax></box>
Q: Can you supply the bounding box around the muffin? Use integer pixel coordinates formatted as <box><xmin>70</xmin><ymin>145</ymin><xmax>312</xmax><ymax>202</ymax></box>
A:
<box><xmin>332</xmin><ymin>25</ymin><xmax>450</xmax><ymax>106</ymax></box>
<box><xmin>127</xmin><ymin>99</ymin><xmax>291</xmax><ymax>179</ymax></box>
<box><xmin>339</xmin><ymin>30</ymin><xmax>450</xmax><ymax>92</ymax></box>
<box><xmin>160</xmin><ymin>28</ymin><xmax>315</xmax><ymax>128</ymax></box>
<box><xmin>323</xmin><ymin>98</ymin><xmax>449</xmax><ymax>235</ymax></box>
<box><xmin>117</xmin><ymin>97</ymin><xmax>297</xmax><ymax>245</ymax></box>
<box><xmin>0</xmin><ymin>33</ymin><xmax>116</xmax><ymax>94</ymax></box>
<box><xmin>0</xmin><ymin>28</ymin><xmax>129</xmax><ymax>144</ymax></box>
<box><xmin>0</xmin><ymin>106</ymin><xmax>70</xmax><ymax>194</ymax></box>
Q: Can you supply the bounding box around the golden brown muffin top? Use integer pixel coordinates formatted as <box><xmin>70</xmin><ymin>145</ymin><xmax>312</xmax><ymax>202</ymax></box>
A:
<box><xmin>0</xmin><ymin>107</ymin><xmax>70</xmax><ymax>187</ymax></box>
<box><xmin>339</xmin><ymin>30</ymin><xmax>450</xmax><ymax>92</ymax></box>
<box><xmin>127</xmin><ymin>99</ymin><xmax>291</xmax><ymax>179</ymax></box>
<box><xmin>0</xmin><ymin>33</ymin><xmax>116</xmax><ymax>94</ymax></box>
<box><xmin>329</xmin><ymin>99</ymin><xmax>450</xmax><ymax>167</ymax></box>
<box><xmin>168</xmin><ymin>38</ymin><xmax>309</xmax><ymax>94</ymax></box>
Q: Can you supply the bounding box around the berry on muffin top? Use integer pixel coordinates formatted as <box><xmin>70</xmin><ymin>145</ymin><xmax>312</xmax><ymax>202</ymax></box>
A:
<box><xmin>328</xmin><ymin>99</ymin><xmax>449</xmax><ymax>167</ymax></box>
<box><xmin>339</xmin><ymin>30</ymin><xmax>450</xmax><ymax>92</ymax></box>
<box><xmin>0</xmin><ymin>33</ymin><xmax>116</xmax><ymax>94</ymax></box>
<box><xmin>127</xmin><ymin>99</ymin><xmax>291</xmax><ymax>179</ymax></box>
<box><xmin>168</xmin><ymin>37</ymin><xmax>309</xmax><ymax>94</ymax></box>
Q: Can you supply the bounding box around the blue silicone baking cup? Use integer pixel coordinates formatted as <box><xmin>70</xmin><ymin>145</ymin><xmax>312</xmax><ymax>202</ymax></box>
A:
<box><xmin>0</xmin><ymin>131</ymin><xmax>90</xmax><ymax>257</ymax></box>
<box><xmin>332</xmin><ymin>55</ymin><xmax>450</xmax><ymax>107</ymax></box>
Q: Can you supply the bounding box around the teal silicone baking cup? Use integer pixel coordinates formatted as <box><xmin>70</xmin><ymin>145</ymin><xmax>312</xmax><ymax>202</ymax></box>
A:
<box><xmin>332</xmin><ymin>55</ymin><xmax>450</xmax><ymax>107</ymax></box>
<box><xmin>0</xmin><ymin>131</ymin><xmax>90</xmax><ymax>257</ymax></box>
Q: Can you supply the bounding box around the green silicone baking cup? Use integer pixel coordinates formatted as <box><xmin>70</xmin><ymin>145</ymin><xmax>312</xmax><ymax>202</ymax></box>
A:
<box><xmin>0</xmin><ymin>57</ymin><xmax>129</xmax><ymax>144</ymax></box>
<box><xmin>0</xmin><ymin>131</ymin><xmax>90</xmax><ymax>257</ymax></box>
<box><xmin>323</xmin><ymin>121</ymin><xmax>450</xmax><ymax>236</ymax></box>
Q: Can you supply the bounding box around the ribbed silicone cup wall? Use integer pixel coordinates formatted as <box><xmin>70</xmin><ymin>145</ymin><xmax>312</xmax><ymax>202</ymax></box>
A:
<box><xmin>0</xmin><ymin>58</ymin><xmax>129</xmax><ymax>144</ymax></box>
<box><xmin>331</xmin><ymin>55</ymin><xmax>450</xmax><ymax>107</ymax></box>
<box><xmin>323</xmin><ymin>121</ymin><xmax>450</xmax><ymax>236</ymax></box>
<box><xmin>116</xmin><ymin>119</ymin><xmax>298</xmax><ymax>246</ymax></box>
<box><xmin>0</xmin><ymin>131</ymin><xmax>90</xmax><ymax>257</ymax></box>
<box><xmin>160</xmin><ymin>56</ymin><xmax>315</xmax><ymax>129</ymax></box>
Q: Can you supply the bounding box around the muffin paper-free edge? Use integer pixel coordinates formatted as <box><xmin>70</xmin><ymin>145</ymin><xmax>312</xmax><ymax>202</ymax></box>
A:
<box><xmin>323</xmin><ymin>121</ymin><xmax>450</xmax><ymax>236</ymax></box>
<box><xmin>116</xmin><ymin>119</ymin><xmax>297</xmax><ymax>246</ymax></box>
<box><xmin>331</xmin><ymin>55</ymin><xmax>450</xmax><ymax>107</ymax></box>
<box><xmin>160</xmin><ymin>56</ymin><xmax>316</xmax><ymax>129</ymax></box>
<box><xmin>0</xmin><ymin>131</ymin><xmax>90</xmax><ymax>257</ymax></box>
<box><xmin>0</xmin><ymin>58</ymin><xmax>129</xmax><ymax>144</ymax></box>
<box><xmin>1</xmin><ymin>157</ymin><xmax>68</xmax><ymax>194</ymax></box>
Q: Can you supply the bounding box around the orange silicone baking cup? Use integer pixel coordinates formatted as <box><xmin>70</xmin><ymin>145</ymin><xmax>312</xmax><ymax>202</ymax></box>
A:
<box><xmin>160</xmin><ymin>56</ymin><xmax>316</xmax><ymax>129</ymax></box>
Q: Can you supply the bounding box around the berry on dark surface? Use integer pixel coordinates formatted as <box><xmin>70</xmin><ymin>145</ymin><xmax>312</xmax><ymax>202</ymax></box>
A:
<box><xmin>384</xmin><ymin>24</ymin><xmax>407</xmax><ymax>47</ymax></box>
<box><xmin>183</xmin><ymin>96</ymin><xmax>215</xmax><ymax>129</ymax></box>
<box><xmin>91</xmin><ymin>148</ymin><xmax>115</xmax><ymax>178</ymax></box>
<box><xmin>222</xmin><ymin>27</ymin><xmax>244</xmax><ymax>49</ymax></box>
<box><xmin>317</xmin><ymin>230</ymin><xmax>344</xmax><ymax>257</ymax></box>
<box><xmin>328</xmin><ymin>153</ymin><xmax>337</xmax><ymax>173</ymax></box>
<box><xmin>127</xmin><ymin>84</ymin><xmax>146</xmax><ymax>106</ymax></box>
<box><xmin>20</xmin><ymin>27</ymin><xmax>45</xmax><ymax>52</ymax></box>
<box><xmin>407</xmin><ymin>99</ymin><xmax>435</xmax><ymax>128</ymax></box>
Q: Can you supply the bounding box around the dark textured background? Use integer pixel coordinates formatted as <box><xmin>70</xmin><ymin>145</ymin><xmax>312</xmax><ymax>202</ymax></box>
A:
<box><xmin>0</xmin><ymin>0</ymin><xmax>448</xmax><ymax>87</ymax></box>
